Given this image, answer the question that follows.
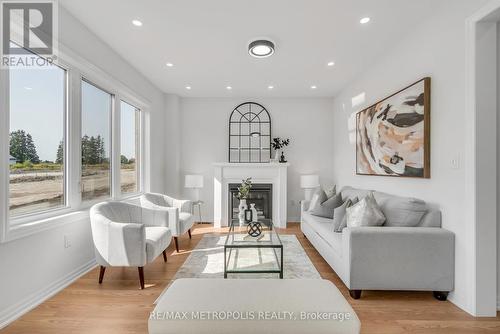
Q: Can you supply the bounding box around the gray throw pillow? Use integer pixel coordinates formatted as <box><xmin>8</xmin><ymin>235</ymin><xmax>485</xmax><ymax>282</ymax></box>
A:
<box><xmin>307</xmin><ymin>188</ymin><xmax>323</xmax><ymax>211</ymax></box>
<box><xmin>325</xmin><ymin>185</ymin><xmax>337</xmax><ymax>199</ymax></box>
<box><xmin>335</xmin><ymin>197</ymin><xmax>359</xmax><ymax>232</ymax></box>
<box><xmin>346</xmin><ymin>192</ymin><xmax>386</xmax><ymax>228</ymax></box>
<box><xmin>310</xmin><ymin>193</ymin><xmax>343</xmax><ymax>219</ymax></box>
<box><xmin>333</xmin><ymin>199</ymin><xmax>351</xmax><ymax>232</ymax></box>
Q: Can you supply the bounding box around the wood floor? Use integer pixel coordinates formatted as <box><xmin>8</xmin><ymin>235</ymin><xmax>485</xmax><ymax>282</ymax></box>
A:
<box><xmin>2</xmin><ymin>223</ymin><xmax>500</xmax><ymax>334</ymax></box>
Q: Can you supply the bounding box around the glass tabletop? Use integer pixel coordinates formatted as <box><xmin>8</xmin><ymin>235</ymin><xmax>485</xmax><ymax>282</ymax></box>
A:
<box><xmin>225</xmin><ymin>219</ymin><xmax>282</xmax><ymax>248</ymax></box>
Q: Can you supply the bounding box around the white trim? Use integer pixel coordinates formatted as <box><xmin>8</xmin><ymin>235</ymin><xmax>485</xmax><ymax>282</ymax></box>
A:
<box><xmin>464</xmin><ymin>0</ymin><xmax>500</xmax><ymax>317</ymax></box>
<box><xmin>0</xmin><ymin>60</ymin><xmax>9</xmax><ymax>243</ymax></box>
<box><xmin>0</xmin><ymin>259</ymin><xmax>96</xmax><ymax>330</ymax></box>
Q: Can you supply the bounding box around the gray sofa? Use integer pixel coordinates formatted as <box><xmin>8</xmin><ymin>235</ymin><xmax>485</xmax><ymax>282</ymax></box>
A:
<box><xmin>300</xmin><ymin>186</ymin><xmax>455</xmax><ymax>300</ymax></box>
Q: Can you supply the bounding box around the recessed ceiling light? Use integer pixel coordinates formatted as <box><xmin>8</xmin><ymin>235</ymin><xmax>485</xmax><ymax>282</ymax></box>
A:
<box><xmin>132</xmin><ymin>19</ymin><xmax>143</xmax><ymax>27</ymax></box>
<box><xmin>311</xmin><ymin>85</ymin><xmax>317</xmax><ymax>89</ymax></box>
<box><xmin>248</xmin><ymin>39</ymin><xmax>275</xmax><ymax>58</ymax></box>
<box><xmin>226</xmin><ymin>86</ymin><xmax>232</xmax><ymax>90</ymax></box>
<box><xmin>185</xmin><ymin>86</ymin><xmax>191</xmax><ymax>90</ymax></box>
<box><xmin>166</xmin><ymin>62</ymin><xmax>174</xmax><ymax>67</ymax></box>
<box><xmin>268</xmin><ymin>85</ymin><xmax>274</xmax><ymax>90</ymax></box>
<box><xmin>327</xmin><ymin>61</ymin><xmax>335</xmax><ymax>67</ymax></box>
<box><xmin>360</xmin><ymin>17</ymin><xmax>371</xmax><ymax>24</ymax></box>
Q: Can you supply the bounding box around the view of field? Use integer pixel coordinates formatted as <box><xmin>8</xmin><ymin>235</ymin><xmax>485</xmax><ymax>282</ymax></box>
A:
<box><xmin>9</xmin><ymin>164</ymin><xmax>137</xmax><ymax>216</ymax></box>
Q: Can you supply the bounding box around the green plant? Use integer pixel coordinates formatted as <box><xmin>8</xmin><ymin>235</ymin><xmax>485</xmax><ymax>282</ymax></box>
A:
<box><xmin>237</xmin><ymin>177</ymin><xmax>252</xmax><ymax>200</ymax></box>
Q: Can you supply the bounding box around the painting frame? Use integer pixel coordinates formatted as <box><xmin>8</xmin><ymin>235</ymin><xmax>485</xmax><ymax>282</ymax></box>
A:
<box><xmin>356</xmin><ymin>77</ymin><xmax>431</xmax><ymax>178</ymax></box>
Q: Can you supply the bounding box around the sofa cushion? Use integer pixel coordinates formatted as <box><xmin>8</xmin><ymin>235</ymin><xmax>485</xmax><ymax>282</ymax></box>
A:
<box><xmin>303</xmin><ymin>211</ymin><xmax>342</xmax><ymax>255</ymax></box>
<box><xmin>145</xmin><ymin>227</ymin><xmax>172</xmax><ymax>263</ymax></box>
<box><xmin>333</xmin><ymin>199</ymin><xmax>351</xmax><ymax>232</ymax></box>
<box><xmin>346</xmin><ymin>192</ymin><xmax>385</xmax><ymax>228</ymax></box>
<box><xmin>373</xmin><ymin>191</ymin><xmax>427</xmax><ymax>227</ymax></box>
<box><xmin>336</xmin><ymin>197</ymin><xmax>359</xmax><ymax>232</ymax></box>
<box><xmin>310</xmin><ymin>193</ymin><xmax>343</xmax><ymax>219</ymax></box>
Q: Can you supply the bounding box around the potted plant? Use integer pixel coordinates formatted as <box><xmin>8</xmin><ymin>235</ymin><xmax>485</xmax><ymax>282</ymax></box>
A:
<box><xmin>237</xmin><ymin>178</ymin><xmax>252</xmax><ymax>225</ymax></box>
<box><xmin>271</xmin><ymin>137</ymin><xmax>290</xmax><ymax>163</ymax></box>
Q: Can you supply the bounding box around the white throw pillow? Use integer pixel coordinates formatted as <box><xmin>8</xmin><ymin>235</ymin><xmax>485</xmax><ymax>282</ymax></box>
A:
<box><xmin>346</xmin><ymin>192</ymin><xmax>386</xmax><ymax>228</ymax></box>
<box><xmin>308</xmin><ymin>188</ymin><xmax>323</xmax><ymax>211</ymax></box>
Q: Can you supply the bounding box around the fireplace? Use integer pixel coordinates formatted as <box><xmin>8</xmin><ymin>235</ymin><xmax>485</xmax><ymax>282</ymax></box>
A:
<box><xmin>229</xmin><ymin>183</ymin><xmax>273</xmax><ymax>221</ymax></box>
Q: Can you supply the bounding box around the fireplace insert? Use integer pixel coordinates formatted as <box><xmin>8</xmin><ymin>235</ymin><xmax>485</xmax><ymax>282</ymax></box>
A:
<box><xmin>229</xmin><ymin>183</ymin><xmax>272</xmax><ymax>221</ymax></box>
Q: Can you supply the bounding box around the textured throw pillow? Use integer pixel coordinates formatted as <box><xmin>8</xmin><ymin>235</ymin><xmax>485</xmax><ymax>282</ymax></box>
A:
<box><xmin>346</xmin><ymin>192</ymin><xmax>386</xmax><ymax>228</ymax></box>
<box><xmin>310</xmin><ymin>193</ymin><xmax>343</xmax><ymax>219</ymax></box>
<box><xmin>335</xmin><ymin>197</ymin><xmax>359</xmax><ymax>232</ymax></box>
<box><xmin>307</xmin><ymin>188</ymin><xmax>323</xmax><ymax>211</ymax></box>
<box><xmin>325</xmin><ymin>185</ymin><xmax>337</xmax><ymax>199</ymax></box>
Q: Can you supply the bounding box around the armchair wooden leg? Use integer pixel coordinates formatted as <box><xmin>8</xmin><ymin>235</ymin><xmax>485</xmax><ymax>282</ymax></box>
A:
<box><xmin>138</xmin><ymin>267</ymin><xmax>145</xmax><ymax>290</ymax></box>
<box><xmin>188</xmin><ymin>229</ymin><xmax>192</xmax><ymax>239</ymax></box>
<box><xmin>174</xmin><ymin>237</ymin><xmax>179</xmax><ymax>252</ymax></box>
<box><xmin>162</xmin><ymin>250</ymin><xmax>167</xmax><ymax>262</ymax></box>
<box><xmin>98</xmin><ymin>266</ymin><xmax>106</xmax><ymax>284</ymax></box>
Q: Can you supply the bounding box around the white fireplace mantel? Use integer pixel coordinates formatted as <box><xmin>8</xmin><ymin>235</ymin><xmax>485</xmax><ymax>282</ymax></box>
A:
<box><xmin>213</xmin><ymin>163</ymin><xmax>289</xmax><ymax>228</ymax></box>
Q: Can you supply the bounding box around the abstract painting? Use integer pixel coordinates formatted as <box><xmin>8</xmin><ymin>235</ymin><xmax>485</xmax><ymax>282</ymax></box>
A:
<box><xmin>356</xmin><ymin>78</ymin><xmax>430</xmax><ymax>178</ymax></box>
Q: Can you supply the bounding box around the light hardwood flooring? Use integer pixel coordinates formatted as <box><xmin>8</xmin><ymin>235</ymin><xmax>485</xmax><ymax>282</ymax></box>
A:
<box><xmin>2</xmin><ymin>223</ymin><xmax>500</xmax><ymax>333</ymax></box>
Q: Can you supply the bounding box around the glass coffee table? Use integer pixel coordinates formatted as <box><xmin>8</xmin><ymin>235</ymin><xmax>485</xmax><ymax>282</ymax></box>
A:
<box><xmin>224</xmin><ymin>219</ymin><xmax>283</xmax><ymax>278</ymax></box>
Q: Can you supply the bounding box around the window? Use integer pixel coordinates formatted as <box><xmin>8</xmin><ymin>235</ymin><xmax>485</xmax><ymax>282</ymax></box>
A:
<box><xmin>120</xmin><ymin>101</ymin><xmax>140</xmax><ymax>194</ymax></box>
<box><xmin>81</xmin><ymin>80</ymin><xmax>112</xmax><ymax>202</ymax></box>
<box><xmin>8</xmin><ymin>58</ymin><xmax>67</xmax><ymax>217</ymax></box>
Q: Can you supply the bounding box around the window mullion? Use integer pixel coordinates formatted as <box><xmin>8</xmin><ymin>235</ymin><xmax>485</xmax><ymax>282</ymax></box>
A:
<box><xmin>68</xmin><ymin>70</ymin><xmax>82</xmax><ymax>209</ymax></box>
<box><xmin>112</xmin><ymin>95</ymin><xmax>121</xmax><ymax>199</ymax></box>
<box><xmin>0</xmin><ymin>67</ymin><xmax>10</xmax><ymax>242</ymax></box>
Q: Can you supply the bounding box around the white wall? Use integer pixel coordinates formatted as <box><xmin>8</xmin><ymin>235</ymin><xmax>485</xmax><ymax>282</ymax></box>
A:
<box><xmin>179</xmin><ymin>98</ymin><xmax>334</xmax><ymax>222</ymax></box>
<box><xmin>0</xmin><ymin>7</ymin><xmax>171</xmax><ymax>327</ymax></box>
<box><xmin>331</xmin><ymin>0</ymin><xmax>490</xmax><ymax>314</ymax></box>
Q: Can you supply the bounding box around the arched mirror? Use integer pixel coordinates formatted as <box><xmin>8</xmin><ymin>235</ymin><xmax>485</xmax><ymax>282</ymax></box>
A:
<box><xmin>229</xmin><ymin>102</ymin><xmax>271</xmax><ymax>163</ymax></box>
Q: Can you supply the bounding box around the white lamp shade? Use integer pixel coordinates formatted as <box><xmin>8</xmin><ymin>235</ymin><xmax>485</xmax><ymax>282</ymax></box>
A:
<box><xmin>300</xmin><ymin>175</ymin><xmax>320</xmax><ymax>189</ymax></box>
<box><xmin>185</xmin><ymin>175</ymin><xmax>204</xmax><ymax>188</ymax></box>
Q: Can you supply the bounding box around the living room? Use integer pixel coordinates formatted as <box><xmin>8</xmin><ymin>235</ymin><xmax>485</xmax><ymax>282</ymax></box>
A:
<box><xmin>0</xmin><ymin>0</ymin><xmax>500</xmax><ymax>333</ymax></box>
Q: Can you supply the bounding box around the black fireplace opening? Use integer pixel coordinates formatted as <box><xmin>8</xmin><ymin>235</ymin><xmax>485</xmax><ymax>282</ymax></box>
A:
<box><xmin>229</xmin><ymin>183</ymin><xmax>272</xmax><ymax>221</ymax></box>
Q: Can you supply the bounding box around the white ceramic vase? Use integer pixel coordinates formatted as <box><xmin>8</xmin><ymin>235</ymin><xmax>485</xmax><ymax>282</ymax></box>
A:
<box><xmin>250</xmin><ymin>203</ymin><xmax>258</xmax><ymax>222</ymax></box>
<box><xmin>238</xmin><ymin>199</ymin><xmax>247</xmax><ymax>226</ymax></box>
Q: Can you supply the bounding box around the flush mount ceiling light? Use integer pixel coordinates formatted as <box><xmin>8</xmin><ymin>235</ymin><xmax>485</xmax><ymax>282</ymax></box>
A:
<box><xmin>166</xmin><ymin>62</ymin><xmax>174</xmax><ymax>67</ymax></box>
<box><xmin>185</xmin><ymin>86</ymin><xmax>191</xmax><ymax>90</ymax></box>
<box><xmin>132</xmin><ymin>19</ymin><xmax>143</xmax><ymax>27</ymax></box>
<box><xmin>248</xmin><ymin>39</ymin><xmax>275</xmax><ymax>58</ymax></box>
<box><xmin>360</xmin><ymin>17</ymin><xmax>371</xmax><ymax>24</ymax></box>
<box><xmin>327</xmin><ymin>61</ymin><xmax>335</xmax><ymax>67</ymax></box>
<box><xmin>311</xmin><ymin>85</ymin><xmax>317</xmax><ymax>90</ymax></box>
<box><xmin>226</xmin><ymin>86</ymin><xmax>232</xmax><ymax>90</ymax></box>
<box><xmin>268</xmin><ymin>85</ymin><xmax>274</xmax><ymax>90</ymax></box>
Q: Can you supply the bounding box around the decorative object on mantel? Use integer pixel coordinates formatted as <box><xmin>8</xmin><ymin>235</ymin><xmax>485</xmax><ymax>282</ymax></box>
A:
<box><xmin>244</xmin><ymin>208</ymin><xmax>253</xmax><ymax>223</ymax></box>
<box><xmin>271</xmin><ymin>137</ymin><xmax>290</xmax><ymax>163</ymax></box>
<box><xmin>300</xmin><ymin>174</ymin><xmax>320</xmax><ymax>201</ymax></box>
<box><xmin>356</xmin><ymin>77</ymin><xmax>430</xmax><ymax>178</ymax></box>
<box><xmin>237</xmin><ymin>178</ymin><xmax>252</xmax><ymax>225</ymax></box>
<box><xmin>228</xmin><ymin>102</ymin><xmax>272</xmax><ymax>163</ymax></box>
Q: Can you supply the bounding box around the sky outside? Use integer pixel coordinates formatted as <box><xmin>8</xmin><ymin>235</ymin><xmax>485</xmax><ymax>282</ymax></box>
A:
<box><xmin>9</xmin><ymin>67</ymin><xmax>137</xmax><ymax>162</ymax></box>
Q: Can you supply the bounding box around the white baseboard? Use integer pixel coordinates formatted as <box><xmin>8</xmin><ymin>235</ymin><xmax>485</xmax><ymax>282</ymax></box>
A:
<box><xmin>0</xmin><ymin>259</ymin><xmax>97</xmax><ymax>330</ymax></box>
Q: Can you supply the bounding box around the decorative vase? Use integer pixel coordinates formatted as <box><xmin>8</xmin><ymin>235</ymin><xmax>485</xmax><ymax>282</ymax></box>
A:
<box><xmin>250</xmin><ymin>203</ymin><xmax>258</xmax><ymax>222</ymax></box>
<box><xmin>238</xmin><ymin>199</ymin><xmax>247</xmax><ymax>226</ymax></box>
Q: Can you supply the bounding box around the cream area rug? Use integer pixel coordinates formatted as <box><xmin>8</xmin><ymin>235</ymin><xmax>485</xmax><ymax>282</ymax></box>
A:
<box><xmin>173</xmin><ymin>234</ymin><xmax>321</xmax><ymax>280</ymax></box>
<box><xmin>154</xmin><ymin>234</ymin><xmax>321</xmax><ymax>304</ymax></box>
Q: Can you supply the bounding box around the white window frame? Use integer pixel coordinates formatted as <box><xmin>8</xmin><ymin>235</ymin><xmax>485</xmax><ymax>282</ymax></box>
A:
<box><xmin>0</xmin><ymin>41</ymin><xmax>150</xmax><ymax>243</ymax></box>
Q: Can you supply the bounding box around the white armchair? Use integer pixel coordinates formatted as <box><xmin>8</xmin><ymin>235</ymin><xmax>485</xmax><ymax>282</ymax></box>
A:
<box><xmin>140</xmin><ymin>193</ymin><xmax>194</xmax><ymax>252</ymax></box>
<box><xmin>90</xmin><ymin>201</ymin><xmax>172</xmax><ymax>289</ymax></box>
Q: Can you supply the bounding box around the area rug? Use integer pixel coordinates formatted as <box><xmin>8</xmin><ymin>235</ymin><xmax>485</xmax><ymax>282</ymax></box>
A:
<box><xmin>173</xmin><ymin>234</ymin><xmax>321</xmax><ymax>279</ymax></box>
<box><xmin>154</xmin><ymin>234</ymin><xmax>321</xmax><ymax>304</ymax></box>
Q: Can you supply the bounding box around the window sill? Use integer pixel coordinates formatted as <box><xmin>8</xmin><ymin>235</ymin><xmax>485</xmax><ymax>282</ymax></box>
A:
<box><xmin>4</xmin><ymin>194</ymin><xmax>143</xmax><ymax>243</ymax></box>
<box><xmin>6</xmin><ymin>210</ymin><xmax>89</xmax><ymax>243</ymax></box>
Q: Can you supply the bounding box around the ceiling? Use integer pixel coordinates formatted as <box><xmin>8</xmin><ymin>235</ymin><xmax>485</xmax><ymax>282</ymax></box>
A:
<box><xmin>59</xmin><ymin>0</ymin><xmax>438</xmax><ymax>98</ymax></box>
